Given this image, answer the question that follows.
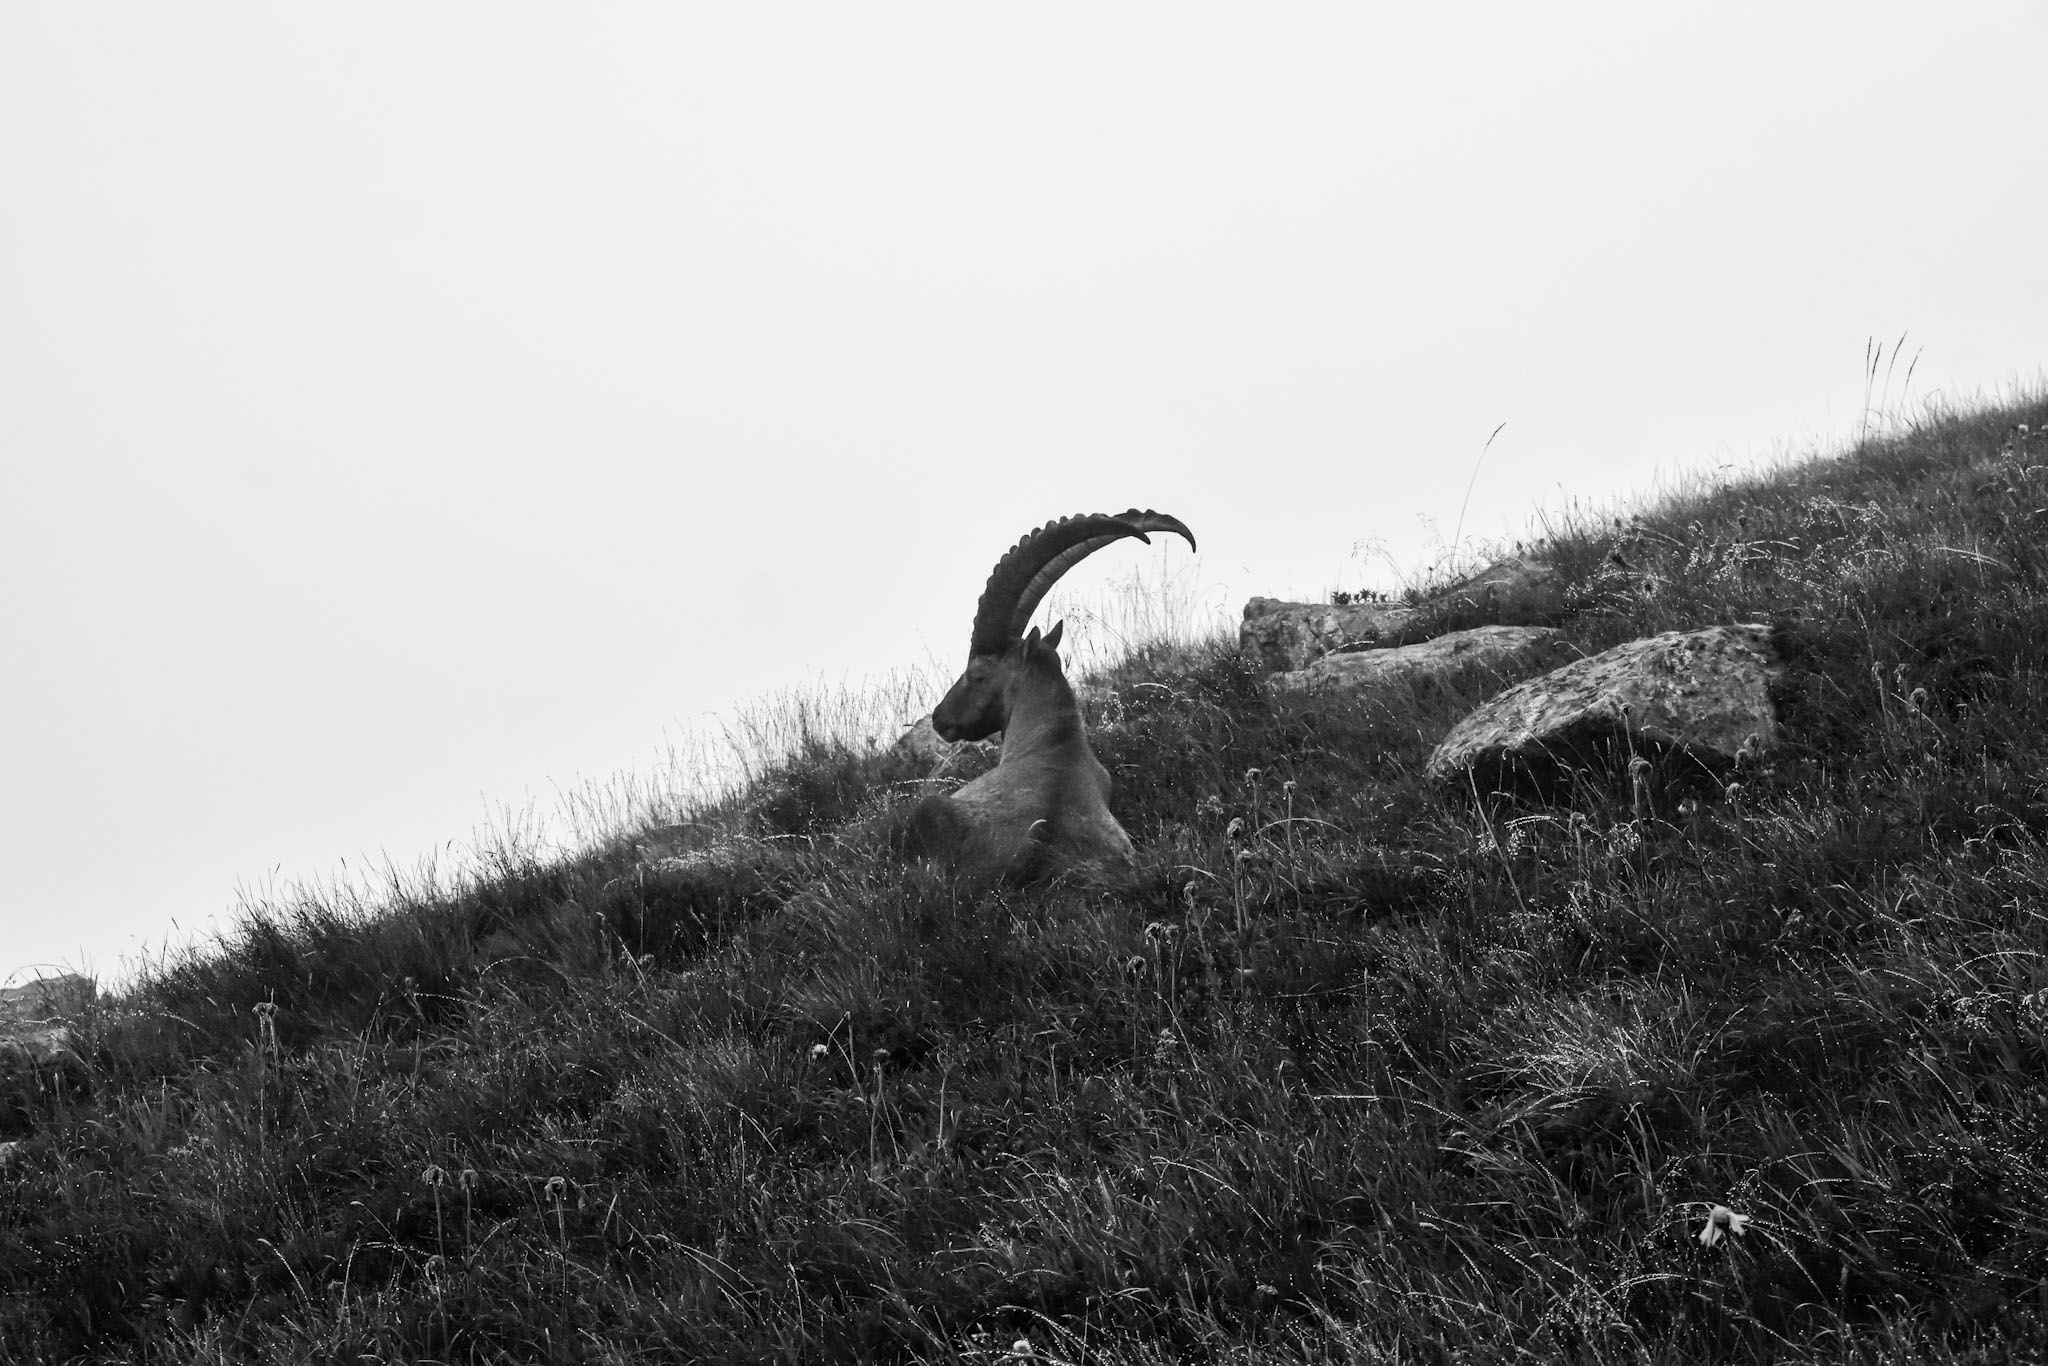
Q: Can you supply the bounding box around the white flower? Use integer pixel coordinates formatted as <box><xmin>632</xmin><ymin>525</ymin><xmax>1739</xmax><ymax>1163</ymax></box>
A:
<box><xmin>1699</xmin><ymin>1204</ymin><xmax>1751</xmax><ymax>1247</ymax></box>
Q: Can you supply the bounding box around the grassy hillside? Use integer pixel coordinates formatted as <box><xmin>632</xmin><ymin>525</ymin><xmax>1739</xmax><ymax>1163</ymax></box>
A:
<box><xmin>8</xmin><ymin>395</ymin><xmax>2048</xmax><ymax>1363</ymax></box>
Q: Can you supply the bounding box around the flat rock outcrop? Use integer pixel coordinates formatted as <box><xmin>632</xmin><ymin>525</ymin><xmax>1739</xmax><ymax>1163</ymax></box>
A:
<box><xmin>1242</xmin><ymin>556</ymin><xmax>1561</xmax><ymax>674</ymax></box>
<box><xmin>1272</xmin><ymin>625</ymin><xmax>1570</xmax><ymax>693</ymax></box>
<box><xmin>1425</xmin><ymin>623</ymin><xmax>1781</xmax><ymax>794</ymax></box>
<box><xmin>1241</xmin><ymin>597</ymin><xmax>1418</xmax><ymax>673</ymax></box>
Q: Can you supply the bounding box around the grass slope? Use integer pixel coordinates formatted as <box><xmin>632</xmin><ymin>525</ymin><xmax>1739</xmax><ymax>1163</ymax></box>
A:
<box><xmin>7</xmin><ymin>396</ymin><xmax>2048</xmax><ymax>1363</ymax></box>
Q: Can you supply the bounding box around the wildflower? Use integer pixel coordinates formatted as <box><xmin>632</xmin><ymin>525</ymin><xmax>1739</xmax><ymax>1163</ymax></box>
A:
<box><xmin>422</xmin><ymin>1165</ymin><xmax>447</xmax><ymax>1188</ymax></box>
<box><xmin>1699</xmin><ymin>1204</ymin><xmax>1751</xmax><ymax>1247</ymax></box>
<box><xmin>810</xmin><ymin>1043</ymin><xmax>830</xmax><ymax>1059</ymax></box>
<box><xmin>1226</xmin><ymin>817</ymin><xmax>1245</xmax><ymax>842</ymax></box>
<box><xmin>1011</xmin><ymin>1340</ymin><xmax>1035</xmax><ymax>1360</ymax></box>
<box><xmin>459</xmin><ymin>1168</ymin><xmax>479</xmax><ymax>1192</ymax></box>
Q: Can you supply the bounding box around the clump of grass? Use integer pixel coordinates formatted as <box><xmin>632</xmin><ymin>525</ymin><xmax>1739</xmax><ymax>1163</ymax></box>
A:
<box><xmin>8</xmin><ymin>393</ymin><xmax>2048</xmax><ymax>1362</ymax></box>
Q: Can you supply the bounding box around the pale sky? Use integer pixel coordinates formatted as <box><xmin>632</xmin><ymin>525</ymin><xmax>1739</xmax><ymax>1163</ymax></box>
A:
<box><xmin>4</xmin><ymin>4</ymin><xmax>2045</xmax><ymax>987</ymax></box>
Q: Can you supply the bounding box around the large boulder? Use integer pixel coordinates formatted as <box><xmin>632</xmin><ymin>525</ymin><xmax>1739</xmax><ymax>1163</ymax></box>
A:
<box><xmin>1272</xmin><ymin>625</ymin><xmax>1571</xmax><ymax>693</ymax></box>
<box><xmin>1425</xmin><ymin>624</ymin><xmax>1781</xmax><ymax>796</ymax></box>
<box><xmin>1240</xmin><ymin>597</ymin><xmax>1418</xmax><ymax>673</ymax></box>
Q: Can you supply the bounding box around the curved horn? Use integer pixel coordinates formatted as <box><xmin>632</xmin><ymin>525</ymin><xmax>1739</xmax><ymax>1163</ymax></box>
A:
<box><xmin>968</xmin><ymin>509</ymin><xmax>1197</xmax><ymax>657</ymax></box>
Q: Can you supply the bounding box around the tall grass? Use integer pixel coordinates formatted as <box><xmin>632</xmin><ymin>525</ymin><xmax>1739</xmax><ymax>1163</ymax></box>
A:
<box><xmin>6</xmin><ymin>391</ymin><xmax>2048</xmax><ymax>1363</ymax></box>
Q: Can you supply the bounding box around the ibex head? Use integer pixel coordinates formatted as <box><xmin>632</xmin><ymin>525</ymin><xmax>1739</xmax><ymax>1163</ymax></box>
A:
<box><xmin>932</xmin><ymin>510</ymin><xmax>1197</xmax><ymax>743</ymax></box>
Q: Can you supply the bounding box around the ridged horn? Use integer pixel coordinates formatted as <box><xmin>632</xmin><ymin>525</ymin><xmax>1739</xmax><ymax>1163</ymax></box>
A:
<box><xmin>968</xmin><ymin>509</ymin><xmax>1197</xmax><ymax>657</ymax></box>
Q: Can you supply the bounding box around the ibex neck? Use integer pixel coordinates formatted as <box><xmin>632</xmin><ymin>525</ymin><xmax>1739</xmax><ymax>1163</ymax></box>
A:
<box><xmin>999</xmin><ymin>656</ymin><xmax>1087</xmax><ymax>759</ymax></box>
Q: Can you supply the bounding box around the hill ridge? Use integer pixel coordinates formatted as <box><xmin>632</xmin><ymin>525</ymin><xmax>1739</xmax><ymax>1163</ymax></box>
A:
<box><xmin>7</xmin><ymin>394</ymin><xmax>2048</xmax><ymax>1362</ymax></box>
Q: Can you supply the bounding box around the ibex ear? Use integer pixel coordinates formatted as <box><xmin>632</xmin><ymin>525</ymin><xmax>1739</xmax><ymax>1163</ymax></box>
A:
<box><xmin>1043</xmin><ymin>619</ymin><xmax>1065</xmax><ymax>651</ymax></box>
<box><xmin>1022</xmin><ymin>626</ymin><xmax>1042</xmax><ymax>652</ymax></box>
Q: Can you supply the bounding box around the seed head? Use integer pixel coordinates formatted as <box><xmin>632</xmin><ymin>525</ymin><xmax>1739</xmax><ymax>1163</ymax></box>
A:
<box><xmin>1698</xmin><ymin>1204</ymin><xmax>1751</xmax><ymax>1248</ymax></box>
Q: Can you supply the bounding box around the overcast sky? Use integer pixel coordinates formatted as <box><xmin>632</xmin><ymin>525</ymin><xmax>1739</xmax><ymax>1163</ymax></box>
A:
<box><xmin>5</xmin><ymin>4</ymin><xmax>2045</xmax><ymax>987</ymax></box>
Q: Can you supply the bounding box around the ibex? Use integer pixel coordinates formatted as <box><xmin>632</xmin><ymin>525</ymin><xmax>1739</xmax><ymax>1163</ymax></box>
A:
<box><xmin>902</xmin><ymin>509</ymin><xmax>1197</xmax><ymax>885</ymax></box>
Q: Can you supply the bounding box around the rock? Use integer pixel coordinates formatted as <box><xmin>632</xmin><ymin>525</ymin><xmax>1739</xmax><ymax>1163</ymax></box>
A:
<box><xmin>633</xmin><ymin>823</ymin><xmax>710</xmax><ymax>863</ymax></box>
<box><xmin>1272</xmin><ymin>625</ymin><xmax>1570</xmax><ymax>692</ymax></box>
<box><xmin>1240</xmin><ymin>596</ymin><xmax>1418</xmax><ymax>673</ymax></box>
<box><xmin>1425</xmin><ymin>623</ymin><xmax>1781</xmax><ymax>796</ymax></box>
<box><xmin>1417</xmin><ymin>556</ymin><xmax>1564</xmax><ymax>629</ymax></box>
<box><xmin>0</xmin><ymin>973</ymin><xmax>95</xmax><ymax>1026</ymax></box>
<box><xmin>1</xmin><ymin>1020</ymin><xmax>93</xmax><ymax>1130</ymax></box>
<box><xmin>1</xmin><ymin>977</ymin><xmax>95</xmax><ymax>1139</ymax></box>
<box><xmin>1240</xmin><ymin>557</ymin><xmax>1563</xmax><ymax>674</ymax></box>
<box><xmin>888</xmin><ymin>716</ymin><xmax>998</xmax><ymax>780</ymax></box>
<box><xmin>1</xmin><ymin>1023</ymin><xmax>80</xmax><ymax>1070</ymax></box>
<box><xmin>888</xmin><ymin>715</ymin><xmax>951</xmax><ymax>768</ymax></box>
